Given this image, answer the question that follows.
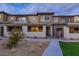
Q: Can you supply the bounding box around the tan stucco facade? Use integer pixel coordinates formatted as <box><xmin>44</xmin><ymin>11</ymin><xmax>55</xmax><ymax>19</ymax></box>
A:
<box><xmin>0</xmin><ymin>12</ymin><xmax>79</xmax><ymax>39</ymax></box>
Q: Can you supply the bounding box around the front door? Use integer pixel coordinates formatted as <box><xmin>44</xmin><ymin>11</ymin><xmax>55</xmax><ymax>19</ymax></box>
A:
<box><xmin>56</xmin><ymin>28</ymin><xmax>63</xmax><ymax>38</ymax></box>
<box><xmin>46</xmin><ymin>27</ymin><xmax>51</xmax><ymax>37</ymax></box>
<box><xmin>0</xmin><ymin>27</ymin><xmax>4</xmax><ymax>36</ymax></box>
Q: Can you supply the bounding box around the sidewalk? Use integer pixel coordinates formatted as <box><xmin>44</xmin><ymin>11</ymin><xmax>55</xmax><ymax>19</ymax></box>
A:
<box><xmin>59</xmin><ymin>40</ymin><xmax>79</xmax><ymax>42</ymax></box>
<box><xmin>42</xmin><ymin>40</ymin><xmax>63</xmax><ymax>56</ymax></box>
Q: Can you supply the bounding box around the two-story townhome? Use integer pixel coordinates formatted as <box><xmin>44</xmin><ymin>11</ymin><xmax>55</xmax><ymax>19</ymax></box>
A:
<box><xmin>0</xmin><ymin>11</ymin><xmax>79</xmax><ymax>39</ymax></box>
<box><xmin>0</xmin><ymin>12</ymin><xmax>53</xmax><ymax>38</ymax></box>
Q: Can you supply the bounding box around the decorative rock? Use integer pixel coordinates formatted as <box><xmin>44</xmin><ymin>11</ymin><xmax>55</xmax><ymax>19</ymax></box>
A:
<box><xmin>26</xmin><ymin>44</ymin><xmax>31</xmax><ymax>47</ymax></box>
<box><xmin>0</xmin><ymin>44</ymin><xmax>2</xmax><ymax>48</ymax></box>
<box><xmin>42</xmin><ymin>43</ymin><xmax>46</xmax><ymax>45</ymax></box>
<box><xmin>30</xmin><ymin>47</ymin><xmax>35</xmax><ymax>53</ymax></box>
<box><xmin>39</xmin><ymin>44</ymin><xmax>43</xmax><ymax>48</ymax></box>
<box><xmin>10</xmin><ymin>48</ymin><xmax>17</xmax><ymax>53</ymax></box>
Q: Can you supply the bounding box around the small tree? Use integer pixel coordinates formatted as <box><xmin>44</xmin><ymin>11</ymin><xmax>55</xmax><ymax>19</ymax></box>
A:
<box><xmin>7</xmin><ymin>27</ymin><xmax>23</xmax><ymax>49</ymax></box>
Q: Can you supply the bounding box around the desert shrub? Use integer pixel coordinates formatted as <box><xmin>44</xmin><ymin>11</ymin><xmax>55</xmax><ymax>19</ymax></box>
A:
<box><xmin>71</xmin><ymin>38</ymin><xmax>74</xmax><ymax>40</ymax></box>
<box><xmin>7</xmin><ymin>28</ymin><xmax>23</xmax><ymax>49</ymax></box>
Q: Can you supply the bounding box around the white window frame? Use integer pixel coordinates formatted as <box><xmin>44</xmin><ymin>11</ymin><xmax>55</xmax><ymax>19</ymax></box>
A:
<box><xmin>40</xmin><ymin>16</ymin><xmax>50</xmax><ymax>22</ymax></box>
<box><xmin>18</xmin><ymin>17</ymin><xmax>27</xmax><ymax>23</ymax></box>
<box><xmin>8</xmin><ymin>16</ymin><xmax>15</xmax><ymax>22</ymax></box>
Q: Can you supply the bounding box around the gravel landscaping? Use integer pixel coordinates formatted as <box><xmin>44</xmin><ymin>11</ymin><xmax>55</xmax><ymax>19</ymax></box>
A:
<box><xmin>0</xmin><ymin>39</ymin><xmax>49</xmax><ymax>56</ymax></box>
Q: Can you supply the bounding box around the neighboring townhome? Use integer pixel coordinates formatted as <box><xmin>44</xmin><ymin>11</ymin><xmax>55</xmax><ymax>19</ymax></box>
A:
<box><xmin>0</xmin><ymin>11</ymin><xmax>79</xmax><ymax>39</ymax></box>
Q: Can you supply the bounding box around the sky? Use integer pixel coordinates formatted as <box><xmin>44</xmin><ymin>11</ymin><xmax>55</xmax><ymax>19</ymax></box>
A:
<box><xmin>0</xmin><ymin>3</ymin><xmax>79</xmax><ymax>15</ymax></box>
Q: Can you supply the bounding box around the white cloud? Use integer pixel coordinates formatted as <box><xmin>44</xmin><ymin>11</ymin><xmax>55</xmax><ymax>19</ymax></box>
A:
<box><xmin>20</xmin><ymin>3</ymin><xmax>79</xmax><ymax>15</ymax></box>
<box><xmin>0</xmin><ymin>3</ymin><xmax>79</xmax><ymax>15</ymax></box>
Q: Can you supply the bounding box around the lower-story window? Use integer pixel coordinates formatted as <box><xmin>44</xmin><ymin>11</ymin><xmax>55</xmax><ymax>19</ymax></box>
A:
<box><xmin>69</xmin><ymin>27</ymin><xmax>79</xmax><ymax>33</ymax></box>
<box><xmin>7</xmin><ymin>26</ymin><xmax>22</xmax><ymax>32</ymax></box>
<box><xmin>28</xmin><ymin>26</ymin><xmax>43</xmax><ymax>32</ymax></box>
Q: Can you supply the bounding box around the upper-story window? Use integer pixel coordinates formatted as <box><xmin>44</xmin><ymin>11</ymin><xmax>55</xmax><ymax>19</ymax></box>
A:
<box><xmin>28</xmin><ymin>17</ymin><xmax>37</xmax><ymax>24</ymax></box>
<box><xmin>61</xmin><ymin>17</ymin><xmax>68</xmax><ymax>23</ymax></box>
<box><xmin>31</xmin><ymin>17</ymin><xmax>36</xmax><ymax>23</ymax></box>
<box><xmin>54</xmin><ymin>17</ymin><xmax>69</xmax><ymax>23</ymax></box>
<box><xmin>40</xmin><ymin>16</ymin><xmax>50</xmax><ymax>22</ymax></box>
<box><xmin>0</xmin><ymin>15</ymin><xmax>2</xmax><ymax>22</ymax></box>
<box><xmin>18</xmin><ymin>17</ymin><xmax>28</xmax><ymax>23</ymax></box>
<box><xmin>45</xmin><ymin>16</ymin><xmax>50</xmax><ymax>20</ymax></box>
<box><xmin>0</xmin><ymin>15</ymin><xmax>2</xmax><ymax>19</ymax></box>
<box><xmin>74</xmin><ymin>16</ymin><xmax>79</xmax><ymax>23</ymax></box>
<box><xmin>0</xmin><ymin>14</ymin><xmax>2</xmax><ymax>22</ymax></box>
<box><xmin>8</xmin><ymin>16</ymin><xmax>15</xmax><ymax>22</ymax></box>
<box><xmin>68</xmin><ymin>17</ymin><xmax>74</xmax><ymax>23</ymax></box>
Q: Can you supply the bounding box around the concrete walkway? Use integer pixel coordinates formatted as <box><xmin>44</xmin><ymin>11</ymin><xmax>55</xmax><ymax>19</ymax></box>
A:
<box><xmin>59</xmin><ymin>40</ymin><xmax>79</xmax><ymax>42</ymax></box>
<box><xmin>42</xmin><ymin>40</ymin><xmax>63</xmax><ymax>56</ymax></box>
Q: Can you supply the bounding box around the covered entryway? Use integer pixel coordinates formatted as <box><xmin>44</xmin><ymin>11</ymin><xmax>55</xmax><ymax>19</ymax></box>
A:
<box><xmin>46</xmin><ymin>27</ymin><xmax>51</xmax><ymax>37</ymax></box>
<box><xmin>56</xmin><ymin>28</ymin><xmax>63</xmax><ymax>38</ymax></box>
<box><xmin>53</xmin><ymin>24</ymin><xmax>64</xmax><ymax>38</ymax></box>
<box><xmin>0</xmin><ymin>27</ymin><xmax>4</xmax><ymax>36</ymax></box>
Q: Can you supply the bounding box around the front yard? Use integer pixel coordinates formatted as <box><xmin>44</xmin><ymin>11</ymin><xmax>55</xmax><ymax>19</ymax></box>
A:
<box><xmin>60</xmin><ymin>42</ymin><xmax>79</xmax><ymax>56</ymax></box>
<box><xmin>0</xmin><ymin>39</ymin><xmax>49</xmax><ymax>56</ymax></box>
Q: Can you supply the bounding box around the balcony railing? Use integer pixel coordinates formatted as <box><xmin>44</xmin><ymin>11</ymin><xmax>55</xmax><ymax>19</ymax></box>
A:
<box><xmin>68</xmin><ymin>21</ymin><xmax>79</xmax><ymax>23</ymax></box>
<box><xmin>0</xmin><ymin>21</ymin><xmax>10</xmax><ymax>24</ymax></box>
<box><xmin>67</xmin><ymin>21</ymin><xmax>79</xmax><ymax>26</ymax></box>
<box><xmin>12</xmin><ymin>21</ymin><xmax>27</xmax><ymax>24</ymax></box>
<box><xmin>53</xmin><ymin>21</ymin><xmax>67</xmax><ymax>24</ymax></box>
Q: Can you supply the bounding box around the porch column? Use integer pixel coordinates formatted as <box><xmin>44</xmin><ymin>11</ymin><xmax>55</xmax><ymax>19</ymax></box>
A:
<box><xmin>0</xmin><ymin>26</ymin><xmax>1</xmax><ymax>36</ymax></box>
<box><xmin>63</xmin><ymin>26</ymin><xmax>69</xmax><ymax>39</ymax></box>
<box><xmin>4</xmin><ymin>26</ymin><xmax>8</xmax><ymax>37</ymax></box>
<box><xmin>22</xmin><ymin>26</ymin><xmax>27</xmax><ymax>37</ymax></box>
<box><xmin>43</xmin><ymin>26</ymin><xmax>46</xmax><ymax>37</ymax></box>
<box><xmin>53</xmin><ymin>25</ymin><xmax>56</xmax><ymax>38</ymax></box>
